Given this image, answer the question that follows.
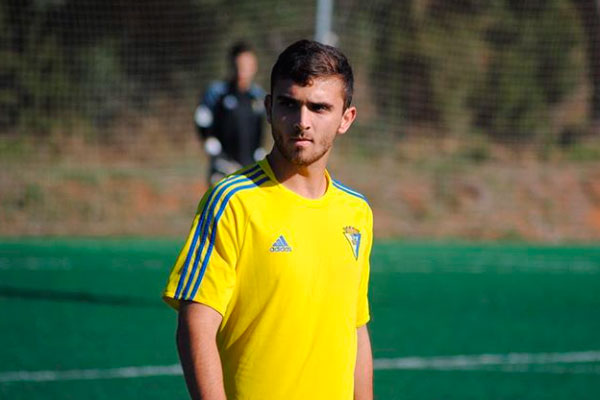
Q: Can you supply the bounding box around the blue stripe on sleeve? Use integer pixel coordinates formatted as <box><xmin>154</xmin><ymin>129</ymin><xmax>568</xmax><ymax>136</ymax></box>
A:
<box><xmin>178</xmin><ymin>172</ymin><xmax>254</xmax><ymax>300</ymax></box>
<box><xmin>174</xmin><ymin>165</ymin><xmax>260</xmax><ymax>299</ymax></box>
<box><xmin>174</xmin><ymin>177</ymin><xmax>232</xmax><ymax>299</ymax></box>
<box><xmin>181</xmin><ymin>169</ymin><xmax>266</xmax><ymax>300</ymax></box>
<box><xmin>188</xmin><ymin>175</ymin><xmax>269</xmax><ymax>300</ymax></box>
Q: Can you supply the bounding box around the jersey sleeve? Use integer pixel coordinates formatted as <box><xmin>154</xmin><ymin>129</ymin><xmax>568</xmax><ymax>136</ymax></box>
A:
<box><xmin>163</xmin><ymin>186</ymin><xmax>244</xmax><ymax>316</ymax></box>
<box><xmin>356</xmin><ymin>206</ymin><xmax>373</xmax><ymax>327</ymax></box>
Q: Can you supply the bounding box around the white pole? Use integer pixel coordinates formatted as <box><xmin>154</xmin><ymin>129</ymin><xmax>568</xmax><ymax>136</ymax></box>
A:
<box><xmin>315</xmin><ymin>0</ymin><xmax>334</xmax><ymax>45</ymax></box>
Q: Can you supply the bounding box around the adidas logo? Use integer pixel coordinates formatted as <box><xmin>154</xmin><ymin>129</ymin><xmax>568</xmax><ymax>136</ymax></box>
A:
<box><xmin>270</xmin><ymin>235</ymin><xmax>292</xmax><ymax>252</ymax></box>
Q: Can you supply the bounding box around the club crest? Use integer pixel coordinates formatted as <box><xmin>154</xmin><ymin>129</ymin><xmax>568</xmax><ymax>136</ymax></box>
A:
<box><xmin>343</xmin><ymin>226</ymin><xmax>361</xmax><ymax>260</ymax></box>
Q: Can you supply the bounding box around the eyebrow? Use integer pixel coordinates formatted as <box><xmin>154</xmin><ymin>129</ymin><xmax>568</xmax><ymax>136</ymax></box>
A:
<box><xmin>311</xmin><ymin>101</ymin><xmax>333</xmax><ymax>111</ymax></box>
<box><xmin>276</xmin><ymin>94</ymin><xmax>334</xmax><ymax>110</ymax></box>
<box><xmin>276</xmin><ymin>94</ymin><xmax>297</xmax><ymax>102</ymax></box>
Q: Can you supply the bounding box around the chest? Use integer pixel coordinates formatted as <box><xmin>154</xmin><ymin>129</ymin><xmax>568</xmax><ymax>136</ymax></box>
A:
<box><xmin>217</xmin><ymin>93</ymin><xmax>263</xmax><ymax>119</ymax></box>
<box><xmin>236</xmin><ymin>204</ymin><xmax>366</xmax><ymax>299</ymax></box>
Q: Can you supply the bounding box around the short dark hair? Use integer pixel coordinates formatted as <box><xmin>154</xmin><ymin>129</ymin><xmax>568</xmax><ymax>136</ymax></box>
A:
<box><xmin>270</xmin><ymin>39</ymin><xmax>354</xmax><ymax>109</ymax></box>
<box><xmin>229</xmin><ymin>40</ymin><xmax>254</xmax><ymax>62</ymax></box>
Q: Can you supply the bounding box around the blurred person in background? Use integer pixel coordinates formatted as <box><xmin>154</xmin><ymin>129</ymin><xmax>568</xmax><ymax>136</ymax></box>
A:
<box><xmin>194</xmin><ymin>41</ymin><xmax>266</xmax><ymax>185</ymax></box>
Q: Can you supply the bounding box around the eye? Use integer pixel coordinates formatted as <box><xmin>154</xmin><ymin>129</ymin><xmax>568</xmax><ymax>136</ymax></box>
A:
<box><xmin>278</xmin><ymin>98</ymin><xmax>296</xmax><ymax>109</ymax></box>
<box><xmin>310</xmin><ymin>103</ymin><xmax>330</xmax><ymax>112</ymax></box>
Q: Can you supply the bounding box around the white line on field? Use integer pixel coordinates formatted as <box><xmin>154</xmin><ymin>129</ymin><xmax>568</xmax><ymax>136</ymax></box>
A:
<box><xmin>373</xmin><ymin>350</ymin><xmax>600</xmax><ymax>370</ymax></box>
<box><xmin>0</xmin><ymin>364</ymin><xmax>182</xmax><ymax>383</ymax></box>
<box><xmin>1</xmin><ymin>351</ymin><xmax>600</xmax><ymax>383</ymax></box>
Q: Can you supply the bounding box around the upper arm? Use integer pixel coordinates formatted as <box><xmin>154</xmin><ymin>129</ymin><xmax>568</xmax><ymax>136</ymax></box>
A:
<box><xmin>178</xmin><ymin>301</ymin><xmax>223</xmax><ymax>338</ymax></box>
<box><xmin>356</xmin><ymin>206</ymin><xmax>373</xmax><ymax>327</ymax></box>
<box><xmin>195</xmin><ymin>82</ymin><xmax>227</xmax><ymax>132</ymax></box>
<box><xmin>202</xmin><ymin>82</ymin><xmax>227</xmax><ymax>111</ymax></box>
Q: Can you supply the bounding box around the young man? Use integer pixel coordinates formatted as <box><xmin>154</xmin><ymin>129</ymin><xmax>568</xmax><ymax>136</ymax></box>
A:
<box><xmin>194</xmin><ymin>41</ymin><xmax>266</xmax><ymax>185</ymax></box>
<box><xmin>164</xmin><ymin>39</ymin><xmax>373</xmax><ymax>400</ymax></box>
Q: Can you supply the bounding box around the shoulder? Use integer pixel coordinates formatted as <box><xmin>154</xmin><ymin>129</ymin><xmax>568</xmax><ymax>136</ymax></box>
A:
<box><xmin>330</xmin><ymin>178</ymin><xmax>373</xmax><ymax>233</ymax></box>
<box><xmin>331</xmin><ymin>178</ymin><xmax>369</xmax><ymax>205</ymax></box>
<box><xmin>248</xmin><ymin>83</ymin><xmax>266</xmax><ymax>99</ymax></box>
<box><xmin>206</xmin><ymin>80</ymin><xmax>228</xmax><ymax>94</ymax></box>
<box><xmin>331</xmin><ymin>178</ymin><xmax>372</xmax><ymax>214</ymax></box>
<box><xmin>201</xmin><ymin>163</ymin><xmax>269</xmax><ymax>213</ymax></box>
<box><xmin>203</xmin><ymin>81</ymin><xmax>229</xmax><ymax>105</ymax></box>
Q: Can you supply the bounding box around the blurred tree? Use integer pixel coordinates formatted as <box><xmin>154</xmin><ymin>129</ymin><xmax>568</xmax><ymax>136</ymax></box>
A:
<box><xmin>0</xmin><ymin>0</ymin><xmax>75</xmax><ymax>133</ymax></box>
<box><xmin>0</xmin><ymin>0</ymin><xmax>591</xmax><ymax>143</ymax></box>
<box><xmin>571</xmin><ymin>0</ymin><xmax>600</xmax><ymax>131</ymax></box>
<box><xmin>470</xmin><ymin>0</ymin><xmax>583</xmax><ymax>141</ymax></box>
<box><xmin>367</xmin><ymin>0</ymin><xmax>440</xmax><ymax>135</ymax></box>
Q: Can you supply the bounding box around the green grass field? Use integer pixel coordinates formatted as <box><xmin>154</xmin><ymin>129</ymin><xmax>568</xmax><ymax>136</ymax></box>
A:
<box><xmin>1</xmin><ymin>239</ymin><xmax>599</xmax><ymax>399</ymax></box>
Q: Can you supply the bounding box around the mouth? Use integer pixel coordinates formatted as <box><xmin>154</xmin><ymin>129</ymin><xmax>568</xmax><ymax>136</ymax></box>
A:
<box><xmin>290</xmin><ymin>137</ymin><xmax>312</xmax><ymax>149</ymax></box>
<box><xmin>290</xmin><ymin>136</ymin><xmax>312</xmax><ymax>143</ymax></box>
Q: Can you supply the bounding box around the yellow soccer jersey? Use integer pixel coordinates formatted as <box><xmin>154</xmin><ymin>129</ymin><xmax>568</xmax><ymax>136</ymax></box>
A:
<box><xmin>163</xmin><ymin>158</ymin><xmax>372</xmax><ymax>400</ymax></box>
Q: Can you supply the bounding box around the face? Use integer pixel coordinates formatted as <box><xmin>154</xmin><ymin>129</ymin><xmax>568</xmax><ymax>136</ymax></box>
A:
<box><xmin>265</xmin><ymin>76</ymin><xmax>356</xmax><ymax>167</ymax></box>
<box><xmin>233</xmin><ymin>51</ymin><xmax>258</xmax><ymax>90</ymax></box>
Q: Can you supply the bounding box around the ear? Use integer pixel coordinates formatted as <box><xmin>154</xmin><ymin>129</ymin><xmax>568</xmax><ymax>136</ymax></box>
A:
<box><xmin>264</xmin><ymin>94</ymin><xmax>272</xmax><ymax>124</ymax></box>
<box><xmin>337</xmin><ymin>106</ymin><xmax>357</xmax><ymax>135</ymax></box>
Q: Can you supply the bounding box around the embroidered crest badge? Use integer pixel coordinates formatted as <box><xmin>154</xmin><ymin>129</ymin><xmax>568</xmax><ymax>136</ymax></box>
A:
<box><xmin>343</xmin><ymin>226</ymin><xmax>361</xmax><ymax>260</ymax></box>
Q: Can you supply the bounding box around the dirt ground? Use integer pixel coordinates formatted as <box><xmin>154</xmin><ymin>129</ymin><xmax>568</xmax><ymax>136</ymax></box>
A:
<box><xmin>1</xmin><ymin>132</ymin><xmax>600</xmax><ymax>242</ymax></box>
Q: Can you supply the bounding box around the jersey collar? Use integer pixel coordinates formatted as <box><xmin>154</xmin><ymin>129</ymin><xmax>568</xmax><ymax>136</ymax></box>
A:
<box><xmin>257</xmin><ymin>158</ymin><xmax>333</xmax><ymax>207</ymax></box>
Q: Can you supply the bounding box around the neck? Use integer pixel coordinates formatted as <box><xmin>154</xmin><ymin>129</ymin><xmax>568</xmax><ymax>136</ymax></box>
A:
<box><xmin>233</xmin><ymin>78</ymin><xmax>251</xmax><ymax>92</ymax></box>
<box><xmin>267</xmin><ymin>149</ymin><xmax>330</xmax><ymax>199</ymax></box>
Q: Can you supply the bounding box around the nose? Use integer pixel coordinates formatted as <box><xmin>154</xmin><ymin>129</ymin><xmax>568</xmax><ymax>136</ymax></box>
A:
<box><xmin>294</xmin><ymin>106</ymin><xmax>311</xmax><ymax>133</ymax></box>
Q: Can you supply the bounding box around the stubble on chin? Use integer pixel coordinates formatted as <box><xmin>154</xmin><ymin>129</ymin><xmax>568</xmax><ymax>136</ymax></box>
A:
<box><xmin>275</xmin><ymin>140</ymin><xmax>331</xmax><ymax>167</ymax></box>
